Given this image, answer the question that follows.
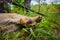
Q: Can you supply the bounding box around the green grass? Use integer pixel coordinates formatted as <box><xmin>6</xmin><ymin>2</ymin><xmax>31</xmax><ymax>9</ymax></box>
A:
<box><xmin>0</xmin><ymin>4</ymin><xmax>60</xmax><ymax>40</ymax></box>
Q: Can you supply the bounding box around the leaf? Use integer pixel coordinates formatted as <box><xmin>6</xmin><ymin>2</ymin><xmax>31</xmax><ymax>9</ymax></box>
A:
<box><xmin>30</xmin><ymin>28</ymin><xmax>36</xmax><ymax>38</ymax></box>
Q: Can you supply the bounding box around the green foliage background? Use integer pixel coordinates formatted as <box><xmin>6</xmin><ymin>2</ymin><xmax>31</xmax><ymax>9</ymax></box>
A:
<box><xmin>0</xmin><ymin>0</ymin><xmax>60</xmax><ymax>40</ymax></box>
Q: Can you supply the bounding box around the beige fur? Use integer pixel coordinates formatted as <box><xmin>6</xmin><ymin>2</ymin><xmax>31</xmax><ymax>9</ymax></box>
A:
<box><xmin>0</xmin><ymin>13</ymin><xmax>42</xmax><ymax>28</ymax></box>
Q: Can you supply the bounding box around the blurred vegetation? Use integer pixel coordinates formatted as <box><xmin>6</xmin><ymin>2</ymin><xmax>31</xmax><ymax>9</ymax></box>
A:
<box><xmin>0</xmin><ymin>0</ymin><xmax>60</xmax><ymax>40</ymax></box>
